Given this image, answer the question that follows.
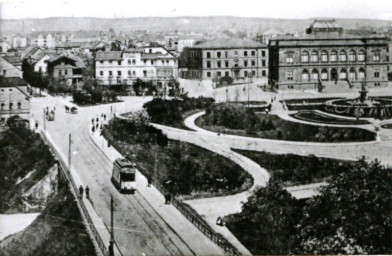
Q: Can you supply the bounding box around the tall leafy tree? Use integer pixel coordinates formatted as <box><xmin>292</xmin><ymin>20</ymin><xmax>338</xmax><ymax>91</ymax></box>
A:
<box><xmin>294</xmin><ymin>157</ymin><xmax>392</xmax><ymax>254</ymax></box>
<box><xmin>227</xmin><ymin>181</ymin><xmax>299</xmax><ymax>255</ymax></box>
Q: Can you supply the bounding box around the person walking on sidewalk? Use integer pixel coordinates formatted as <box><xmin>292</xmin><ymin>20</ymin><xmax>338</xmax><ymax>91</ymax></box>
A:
<box><xmin>79</xmin><ymin>185</ymin><xmax>84</xmax><ymax>198</ymax></box>
<box><xmin>147</xmin><ymin>175</ymin><xmax>152</xmax><ymax>187</ymax></box>
<box><xmin>85</xmin><ymin>186</ymin><xmax>90</xmax><ymax>199</ymax></box>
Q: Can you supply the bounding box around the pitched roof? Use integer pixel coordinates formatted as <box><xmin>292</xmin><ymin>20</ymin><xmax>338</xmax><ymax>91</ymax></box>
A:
<box><xmin>46</xmin><ymin>55</ymin><xmax>86</xmax><ymax>68</ymax></box>
<box><xmin>310</xmin><ymin>19</ymin><xmax>342</xmax><ymax>29</ymax></box>
<box><xmin>191</xmin><ymin>38</ymin><xmax>266</xmax><ymax>49</ymax></box>
<box><xmin>95</xmin><ymin>51</ymin><xmax>123</xmax><ymax>60</ymax></box>
<box><xmin>2</xmin><ymin>55</ymin><xmax>22</xmax><ymax>65</ymax></box>
<box><xmin>0</xmin><ymin>76</ymin><xmax>29</xmax><ymax>97</ymax></box>
<box><xmin>21</xmin><ymin>45</ymin><xmax>42</xmax><ymax>60</ymax></box>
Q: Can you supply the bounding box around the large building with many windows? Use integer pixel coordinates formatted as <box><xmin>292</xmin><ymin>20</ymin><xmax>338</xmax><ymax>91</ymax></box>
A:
<box><xmin>95</xmin><ymin>46</ymin><xmax>178</xmax><ymax>87</ymax></box>
<box><xmin>181</xmin><ymin>39</ymin><xmax>268</xmax><ymax>81</ymax></box>
<box><xmin>269</xmin><ymin>19</ymin><xmax>392</xmax><ymax>91</ymax></box>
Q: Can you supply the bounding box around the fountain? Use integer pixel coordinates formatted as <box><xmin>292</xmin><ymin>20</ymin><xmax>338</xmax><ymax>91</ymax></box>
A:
<box><xmin>324</xmin><ymin>82</ymin><xmax>392</xmax><ymax>119</ymax></box>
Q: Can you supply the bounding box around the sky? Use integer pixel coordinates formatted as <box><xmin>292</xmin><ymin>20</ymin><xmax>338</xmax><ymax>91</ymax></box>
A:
<box><xmin>1</xmin><ymin>0</ymin><xmax>392</xmax><ymax>20</ymax></box>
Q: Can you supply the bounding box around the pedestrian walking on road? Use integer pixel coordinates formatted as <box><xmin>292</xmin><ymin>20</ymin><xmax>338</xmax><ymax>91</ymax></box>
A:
<box><xmin>104</xmin><ymin>114</ymin><xmax>106</xmax><ymax>121</ymax></box>
<box><xmin>92</xmin><ymin>118</ymin><xmax>94</xmax><ymax>125</ymax></box>
<box><xmin>147</xmin><ymin>175</ymin><xmax>152</xmax><ymax>187</ymax></box>
<box><xmin>96</xmin><ymin>117</ymin><xmax>99</xmax><ymax>123</ymax></box>
<box><xmin>79</xmin><ymin>185</ymin><xmax>84</xmax><ymax>198</ymax></box>
<box><xmin>165</xmin><ymin>193</ymin><xmax>172</xmax><ymax>204</ymax></box>
<box><xmin>35</xmin><ymin>120</ymin><xmax>38</xmax><ymax>130</ymax></box>
<box><xmin>85</xmin><ymin>186</ymin><xmax>90</xmax><ymax>199</ymax></box>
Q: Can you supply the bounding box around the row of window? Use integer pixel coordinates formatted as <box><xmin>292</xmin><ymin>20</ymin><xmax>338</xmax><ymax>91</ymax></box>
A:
<box><xmin>286</xmin><ymin>50</ymin><xmax>384</xmax><ymax>64</ymax></box>
<box><xmin>206</xmin><ymin>50</ymin><xmax>267</xmax><ymax>59</ymax></box>
<box><xmin>99</xmin><ymin>70</ymin><xmax>163</xmax><ymax>78</ymax></box>
<box><xmin>58</xmin><ymin>69</ymin><xmax>69</xmax><ymax>76</ymax></box>
<box><xmin>98</xmin><ymin>59</ymin><xmax>173</xmax><ymax>66</ymax></box>
<box><xmin>286</xmin><ymin>67</ymin><xmax>380</xmax><ymax>81</ymax></box>
<box><xmin>206</xmin><ymin>70</ymin><xmax>267</xmax><ymax>78</ymax></box>
<box><xmin>206</xmin><ymin>59</ymin><xmax>267</xmax><ymax>68</ymax></box>
<box><xmin>0</xmin><ymin>102</ymin><xmax>22</xmax><ymax>110</ymax></box>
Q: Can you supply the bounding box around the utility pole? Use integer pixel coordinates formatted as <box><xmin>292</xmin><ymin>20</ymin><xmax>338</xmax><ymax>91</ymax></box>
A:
<box><xmin>43</xmin><ymin>107</ymin><xmax>46</xmax><ymax>130</ymax></box>
<box><xmin>109</xmin><ymin>195</ymin><xmax>114</xmax><ymax>256</ymax></box>
<box><xmin>68</xmin><ymin>133</ymin><xmax>71</xmax><ymax>173</ymax></box>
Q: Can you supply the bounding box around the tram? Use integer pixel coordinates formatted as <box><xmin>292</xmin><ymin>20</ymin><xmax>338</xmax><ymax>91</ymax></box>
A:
<box><xmin>111</xmin><ymin>158</ymin><xmax>136</xmax><ymax>193</ymax></box>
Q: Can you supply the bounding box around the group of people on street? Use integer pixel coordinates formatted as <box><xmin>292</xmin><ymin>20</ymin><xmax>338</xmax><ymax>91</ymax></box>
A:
<box><xmin>91</xmin><ymin>113</ymin><xmax>107</xmax><ymax>133</ymax></box>
<box><xmin>79</xmin><ymin>185</ymin><xmax>90</xmax><ymax>199</ymax></box>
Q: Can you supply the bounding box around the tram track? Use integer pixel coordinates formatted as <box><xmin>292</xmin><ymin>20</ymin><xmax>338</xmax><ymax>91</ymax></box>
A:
<box><xmin>73</xmin><ymin>120</ymin><xmax>193</xmax><ymax>255</ymax></box>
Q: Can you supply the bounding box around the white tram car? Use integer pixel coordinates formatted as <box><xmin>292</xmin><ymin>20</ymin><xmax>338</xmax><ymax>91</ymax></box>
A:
<box><xmin>111</xmin><ymin>158</ymin><xmax>136</xmax><ymax>193</ymax></box>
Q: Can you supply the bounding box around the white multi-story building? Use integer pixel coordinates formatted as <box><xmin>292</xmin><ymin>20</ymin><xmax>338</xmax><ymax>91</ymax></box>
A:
<box><xmin>31</xmin><ymin>33</ymin><xmax>56</xmax><ymax>48</ymax></box>
<box><xmin>95</xmin><ymin>46</ymin><xmax>178</xmax><ymax>87</ymax></box>
<box><xmin>12</xmin><ymin>35</ymin><xmax>28</xmax><ymax>48</ymax></box>
<box><xmin>177</xmin><ymin>39</ymin><xmax>196</xmax><ymax>52</ymax></box>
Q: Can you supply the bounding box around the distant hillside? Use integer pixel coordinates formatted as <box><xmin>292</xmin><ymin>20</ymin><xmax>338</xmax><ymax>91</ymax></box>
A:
<box><xmin>1</xmin><ymin>16</ymin><xmax>392</xmax><ymax>35</ymax></box>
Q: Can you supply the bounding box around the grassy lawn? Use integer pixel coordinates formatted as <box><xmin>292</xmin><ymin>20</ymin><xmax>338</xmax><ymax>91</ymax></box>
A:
<box><xmin>290</xmin><ymin>111</ymin><xmax>370</xmax><ymax>125</ymax></box>
<box><xmin>233</xmin><ymin>149</ymin><xmax>352</xmax><ymax>186</ymax></box>
<box><xmin>0</xmin><ymin>187</ymin><xmax>97</xmax><ymax>256</ymax></box>
<box><xmin>196</xmin><ymin>103</ymin><xmax>375</xmax><ymax>142</ymax></box>
<box><xmin>104</xmin><ymin>117</ymin><xmax>253</xmax><ymax>198</ymax></box>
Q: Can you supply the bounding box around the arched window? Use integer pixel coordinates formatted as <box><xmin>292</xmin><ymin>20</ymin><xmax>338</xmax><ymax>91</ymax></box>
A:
<box><xmin>330</xmin><ymin>50</ymin><xmax>338</xmax><ymax>62</ymax></box>
<box><xmin>358</xmin><ymin>50</ymin><xmax>365</xmax><ymax>61</ymax></box>
<box><xmin>349</xmin><ymin>68</ymin><xmax>356</xmax><ymax>80</ymax></box>
<box><xmin>331</xmin><ymin>68</ymin><xmax>338</xmax><ymax>80</ymax></box>
<box><xmin>321</xmin><ymin>68</ymin><xmax>328</xmax><ymax>81</ymax></box>
<box><xmin>311</xmin><ymin>69</ymin><xmax>319</xmax><ymax>80</ymax></box>
<box><xmin>311</xmin><ymin>50</ymin><xmax>319</xmax><ymax>62</ymax></box>
<box><xmin>302</xmin><ymin>69</ymin><xmax>309</xmax><ymax>81</ymax></box>
<box><xmin>340</xmin><ymin>68</ymin><xmax>347</xmax><ymax>79</ymax></box>
<box><xmin>348</xmin><ymin>50</ymin><xmax>356</xmax><ymax>62</ymax></box>
<box><xmin>339</xmin><ymin>50</ymin><xmax>347</xmax><ymax>62</ymax></box>
<box><xmin>321</xmin><ymin>50</ymin><xmax>328</xmax><ymax>62</ymax></box>
<box><xmin>301</xmin><ymin>51</ymin><xmax>309</xmax><ymax>63</ymax></box>
<box><xmin>359</xmin><ymin>67</ymin><xmax>365</xmax><ymax>79</ymax></box>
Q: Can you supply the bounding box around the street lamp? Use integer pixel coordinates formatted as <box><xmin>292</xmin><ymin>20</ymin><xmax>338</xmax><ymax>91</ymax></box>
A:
<box><xmin>247</xmin><ymin>72</ymin><xmax>253</xmax><ymax>108</ymax></box>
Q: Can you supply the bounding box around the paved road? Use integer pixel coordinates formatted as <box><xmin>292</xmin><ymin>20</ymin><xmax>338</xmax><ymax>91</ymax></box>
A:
<box><xmin>30</xmin><ymin>96</ymin><xmax>207</xmax><ymax>256</ymax></box>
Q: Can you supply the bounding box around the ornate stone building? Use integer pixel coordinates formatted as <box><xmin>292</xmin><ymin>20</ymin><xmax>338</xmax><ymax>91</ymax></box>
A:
<box><xmin>269</xmin><ymin>20</ymin><xmax>392</xmax><ymax>91</ymax></box>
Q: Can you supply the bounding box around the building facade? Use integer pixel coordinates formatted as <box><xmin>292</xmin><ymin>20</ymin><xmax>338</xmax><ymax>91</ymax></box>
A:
<box><xmin>31</xmin><ymin>34</ymin><xmax>56</xmax><ymax>49</ymax></box>
<box><xmin>269</xmin><ymin>20</ymin><xmax>392</xmax><ymax>90</ymax></box>
<box><xmin>46</xmin><ymin>55</ymin><xmax>85</xmax><ymax>86</ymax></box>
<box><xmin>0</xmin><ymin>76</ymin><xmax>30</xmax><ymax>126</ymax></box>
<box><xmin>95</xmin><ymin>46</ymin><xmax>178</xmax><ymax>87</ymax></box>
<box><xmin>12</xmin><ymin>36</ymin><xmax>28</xmax><ymax>48</ymax></box>
<box><xmin>181</xmin><ymin>39</ymin><xmax>268</xmax><ymax>81</ymax></box>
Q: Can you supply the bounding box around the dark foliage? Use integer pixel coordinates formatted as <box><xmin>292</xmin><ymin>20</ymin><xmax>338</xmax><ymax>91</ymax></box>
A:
<box><xmin>226</xmin><ymin>156</ymin><xmax>392</xmax><ymax>255</ymax></box>
<box><xmin>294</xmin><ymin>157</ymin><xmax>392</xmax><ymax>254</ymax></box>
<box><xmin>104</xmin><ymin>117</ymin><xmax>251</xmax><ymax>196</ymax></box>
<box><xmin>0</xmin><ymin>123</ymin><xmax>55</xmax><ymax>212</ymax></box>
<box><xmin>234</xmin><ymin>150</ymin><xmax>351</xmax><ymax>185</ymax></box>
<box><xmin>226</xmin><ymin>182</ymin><xmax>300</xmax><ymax>255</ymax></box>
<box><xmin>143</xmin><ymin>97</ymin><xmax>215</xmax><ymax>126</ymax></box>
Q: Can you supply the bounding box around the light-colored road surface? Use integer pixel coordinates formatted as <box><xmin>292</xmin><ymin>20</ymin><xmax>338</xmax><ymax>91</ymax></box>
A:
<box><xmin>30</xmin><ymin>96</ymin><xmax>222</xmax><ymax>256</ymax></box>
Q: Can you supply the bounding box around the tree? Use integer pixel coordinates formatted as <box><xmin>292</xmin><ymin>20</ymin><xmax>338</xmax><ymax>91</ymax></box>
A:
<box><xmin>294</xmin><ymin>157</ymin><xmax>392</xmax><ymax>254</ymax></box>
<box><xmin>133</xmin><ymin>78</ymin><xmax>143</xmax><ymax>96</ymax></box>
<box><xmin>226</xmin><ymin>181</ymin><xmax>299</xmax><ymax>255</ymax></box>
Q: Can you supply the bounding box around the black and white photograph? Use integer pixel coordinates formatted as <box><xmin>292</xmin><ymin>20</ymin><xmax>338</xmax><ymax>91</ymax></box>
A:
<box><xmin>0</xmin><ymin>0</ymin><xmax>391</xmax><ymax>255</ymax></box>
